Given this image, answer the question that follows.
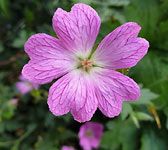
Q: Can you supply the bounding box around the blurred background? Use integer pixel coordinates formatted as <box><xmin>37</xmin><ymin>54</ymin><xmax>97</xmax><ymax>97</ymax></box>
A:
<box><xmin>0</xmin><ymin>0</ymin><xmax>168</xmax><ymax>150</ymax></box>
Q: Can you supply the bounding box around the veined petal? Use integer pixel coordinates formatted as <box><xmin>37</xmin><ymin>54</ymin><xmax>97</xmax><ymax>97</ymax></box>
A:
<box><xmin>47</xmin><ymin>70</ymin><xmax>98</xmax><ymax>122</ymax></box>
<box><xmin>52</xmin><ymin>3</ymin><xmax>101</xmax><ymax>56</ymax></box>
<box><xmin>93</xmin><ymin>22</ymin><xmax>149</xmax><ymax>69</ymax></box>
<box><xmin>22</xmin><ymin>33</ymin><xmax>74</xmax><ymax>84</ymax></box>
<box><xmin>24</xmin><ymin>33</ymin><xmax>72</xmax><ymax>60</ymax></box>
<box><xmin>93</xmin><ymin>68</ymin><xmax>140</xmax><ymax>118</ymax></box>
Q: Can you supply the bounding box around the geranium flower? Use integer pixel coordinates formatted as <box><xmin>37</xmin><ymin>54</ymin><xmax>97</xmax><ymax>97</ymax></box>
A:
<box><xmin>62</xmin><ymin>146</ymin><xmax>75</xmax><ymax>150</ymax></box>
<box><xmin>16</xmin><ymin>75</ymin><xmax>39</xmax><ymax>95</ymax></box>
<box><xmin>10</xmin><ymin>98</ymin><xmax>19</xmax><ymax>105</ymax></box>
<box><xmin>78</xmin><ymin>122</ymin><xmax>103</xmax><ymax>150</ymax></box>
<box><xmin>22</xmin><ymin>3</ymin><xmax>149</xmax><ymax>122</ymax></box>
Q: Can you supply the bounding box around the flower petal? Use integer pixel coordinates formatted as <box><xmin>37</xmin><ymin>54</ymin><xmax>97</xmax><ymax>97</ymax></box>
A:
<box><xmin>62</xmin><ymin>146</ymin><xmax>75</xmax><ymax>150</ymax></box>
<box><xmin>93</xmin><ymin>22</ymin><xmax>149</xmax><ymax>69</ymax></box>
<box><xmin>78</xmin><ymin>122</ymin><xmax>103</xmax><ymax>149</ymax></box>
<box><xmin>80</xmin><ymin>138</ymin><xmax>92</xmax><ymax>150</ymax></box>
<box><xmin>52</xmin><ymin>3</ymin><xmax>101</xmax><ymax>55</ymax></box>
<box><xmin>16</xmin><ymin>81</ymin><xmax>33</xmax><ymax>95</ymax></box>
<box><xmin>22</xmin><ymin>33</ymin><xmax>74</xmax><ymax>84</ymax></box>
<box><xmin>93</xmin><ymin>68</ymin><xmax>140</xmax><ymax>118</ymax></box>
<box><xmin>47</xmin><ymin>70</ymin><xmax>98</xmax><ymax>122</ymax></box>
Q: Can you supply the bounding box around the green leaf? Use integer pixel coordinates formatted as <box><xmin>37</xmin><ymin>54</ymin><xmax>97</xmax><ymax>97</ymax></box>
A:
<box><xmin>164</xmin><ymin>107</ymin><xmax>168</xmax><ymax>130</ymax></box>
<box><xmin>125</xmin><ymin>0</ymin><xmax>159</xmax><ymax>41</ymax></box>
<box><xmin>130</xmin><ymin>87</ymin><xmax>159</xmax><ymax>105</ymax></box>
<box><xmin>121</xmin><ymin>103</ymin><xmax>133</xmax><ymax>120</ymax></box>
<box><xmin>5</xmin><ymin>119</ymin><xmax>21</xmax><ymax>132</ymax></box>
<box><xmin>92</xmin><ymin>0</ymin><xmax>128</xmax><ymax>23</ymax></box>
<box><xmin>132</xmin><ymin>52</ymin><xmax>168</xmax><ymax>107</ymax></box>
<box><xmin>36</xmin><ymin>139</ymin><xmax>56</xmax><ymax>150</ymax></box>
<box><xmin>24</xmin><ymin>8</ymin><xmax>34</xmax><ymax>24</ymax></box>
<box><xmin>157</xmin><ymin>20</ymin><xmax>168</xmax><ymax>51</ymax></box>
<box><xmin>12</xmin><ymin>30</ymin><xmax>27</xmax><ymax>48</ymax></box>
<box><xmin>0</xmin><ymin>84</ymin><xmax>15</xmax><ymax>120</ymax></box>
<box><xmin>101</xmin><ymin>121</ymin><xmax>121</xmax><ymax>149</ymax></box>
<box><xmin>141</xmin><ymin>130</ymin><xmax>167</xmax><ymax>150</ymax></box>
<box><xmin>120</xmin><ymin>122</ymin><xmax>138</xmax><ymax>150</ymax></box>
<box><xmin>0</xmin><ymin>41</ymin><xmax>4</xmax><ymax>53</ymax></box>
<box><xmin>31</xmin><ymin>90</ymin><xmax>41</xmax><ymax>100</ymax></box>
<box><xmin>93</xmin><ymin>0</ymin><xmax>130</xmax><ymax>7</ymax></box>
<box><xmin>0</xmin><ymin>0</ymin><xmax>10</xmax><ymax>17</ymax></box>
<box><xmin>160</xmin><ymin>0</ymin><xmax>168</xmax><ymax>20</ymax></box>
<box><xmin>166</xmin><ymin>117</ymin><xmax>168</xmax><ymax>130</ymax></box>
<box><xmin>0</xmin><ymin>122</ymin><xmax>5</xmax><ymax>133</ymax></box>
<box><xmin>101</xmin><ymin>120</ymin><xmax>138</xmax><ymax>150</ymax></box>
<box><xmin>164</xmin><ymin>107</ymin><xmax>168</xmax><ymax>116</ymax></box>
<box><xmin>10</xmin><ymin>125</ymin><xmax>36</xmax><ymax>150</ymax></box>
<box><xmin>2</xmin><ymin>103</ymin><xmax>15</xmax><ymax>119</ymax></box>
<box><xmin>135</xmin><ymin>112</ymin><xmax>153</xmax><ymax>121</ymax></box>
<box><xmin>130</xmin><ymin>113</ymin><xmax>140</xmax><ymax>128</ymax></box>
<box><xmin>72</xmin><ymin>0</ymin><xmax>91</xmax><ymax>5</ymax></box>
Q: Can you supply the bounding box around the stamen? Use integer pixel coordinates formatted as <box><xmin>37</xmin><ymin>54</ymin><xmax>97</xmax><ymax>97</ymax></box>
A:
<box><xmin>79</xmin><ymin>57</ymin><xmax>94</xmax><ymax>72</ymax></box>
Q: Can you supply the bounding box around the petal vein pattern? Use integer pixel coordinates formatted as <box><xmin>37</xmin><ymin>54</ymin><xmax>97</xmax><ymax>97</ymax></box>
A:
<box><xmin>21</xmin><ymin>3</ymin><xmax>150</xmax><ymax>122</ymax></box>
<box><xmin>48</xmin><ymin>70</ymin><xmax>98</xmax><ymax>122</ymax></box>
<box><xmin>93</xmin><ymin>69</ymin><xmax>140</xmax><ymax>117</ymax></box>
<box><xmin>52</xmin><ymin>3</ymin><xmax>101</xmax><ymax>54</ymax></box>
<box><xmin>22</xmin><ymin>33</ymin><xmax>74</xmax><ymax>84</ymax></box>
<box><xmin>93</xmin><ymin>22</ymin><xmax>149</xmax><ymax>69</ymax></box>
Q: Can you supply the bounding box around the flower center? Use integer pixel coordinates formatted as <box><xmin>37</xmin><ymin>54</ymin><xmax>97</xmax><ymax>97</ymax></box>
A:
<box><xmin>85</xmin><ymin>129</ymin><xmax>93</xmax><ymax>138</ymax></box>
<box><xmin>78</xmin><ymin>57</ymin><xmax>94</xmax><ymax>72</ymax></box>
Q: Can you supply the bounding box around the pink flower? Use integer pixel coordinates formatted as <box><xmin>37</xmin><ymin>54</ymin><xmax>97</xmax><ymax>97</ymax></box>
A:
<box><xmin>16</xmin><ymin>75</ymin><xmax>39</xmax><ymax>95</ymax></box>
<box><xmin>22</xmin><ymin>3</ymin><xmax>149</xmax><ymax>122</ymax></box>
<box><xmin>10</xmin><ymin>98</ymin><xmax>19</xmax><ymax>105</ymax></box>
<box><xmin>79</xmin><ymin>122</ymin><xmax>103</xmax><ymax>150</ymax></box>
<box><xmin>62</xmin><ymin>146</ymin><xmax>75</xmax><ymax>150</ymax></box>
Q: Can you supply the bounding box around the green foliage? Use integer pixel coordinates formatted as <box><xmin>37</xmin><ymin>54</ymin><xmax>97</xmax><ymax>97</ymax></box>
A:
<box><xmin>0</xmin><ymin>41</ymin><xmax>4</xmax><ymax>53</ymax></box>
<box><xmin>132</xmin><ymin>52</ymin><xmax>168</xmax><ymax>107</ymax></box>
<box><xmin>129</xmin><ymin>86</ymin><xmax>159</xmax><ymax>105</ymax></box>
<box><xmin>141</xmin><ymin>129</ymin><xmax>167</xmax><ymax>150</ymax></box>
<box><xmin>92</xmin><ymin>0</ymin><xmax>128</xmax><ymax>23</ymax></box>
<box><xmin>12</xmin><ymin>30</ymin><xmax>27</xmax><ymax>48</ymax></box>
<box><xmin>0</xmin><ymin>84</ymin><xmax>16</xmax><ymax>120</ymax></box>
<box><xmin>0</xmin><ymin>0</ymin><xmax>168</xmax><ymax>150</ymax></box>
<box><xmin>101</xmin><ymin>120</ymin><xmax>138</xmax><ymax>150</ymax></box>
<box><xmin>0</xmin><ymin>0</ymin><xmax>10</xmax><ymax>17</ymax></box>
<box><xmin>125</xmin><ymin>0</ymin><xmax>159</xmax><ymax>41</ymax></box>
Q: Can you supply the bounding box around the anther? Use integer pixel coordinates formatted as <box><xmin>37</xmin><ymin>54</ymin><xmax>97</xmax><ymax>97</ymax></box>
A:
<box><xmin>79</xmin><ymin>57</ymin><xmax>94</xmax><ymax>72</ymax></box>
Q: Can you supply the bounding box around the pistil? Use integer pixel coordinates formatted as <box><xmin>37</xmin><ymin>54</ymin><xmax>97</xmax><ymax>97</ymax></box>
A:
<box><xmin>79</xmin><ymin>57</ymin><xmax>94</xmax><ymax>72</ymax></box>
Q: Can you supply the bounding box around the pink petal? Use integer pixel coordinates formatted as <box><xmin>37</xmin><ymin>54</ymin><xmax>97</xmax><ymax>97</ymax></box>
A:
<box><xmin>10</xmin><ymin>98</ymin><xmax>19</xmax><ymax>105</ymax></box>
<box><xmin>18</xmin><ymin>74</ymin><xmax>39</xmax><ymax>89</ymax></box>
<box><xmin>19</xmin><ymin>75</ymin><xmax>26</xmax><ymax>81</ymax></box>
<box><xmin>62</xmin><ymin>146</ymin><xmax>75</xmax><ymax>150</ymax></box>
<box><xmin>93</xmin><ymin>68</ymin><xmax>140</xmax><ymax>118</ymax></box>
<box><xmin>16</xmin><ymin>81</ymin><xmax>33</xmax><ymax>95</ymax></box>
<box><xmin>52</xmin><ymin>3</ymin><xmax>101</xmax><ymax>55</ymax></box>
<box><xmin>89</xmin><ymin>123</ymin><xmax>103</xmax><ymax>148</ymax></box>
<box><xmin>80</xmin><ymin>138</ymin><xmax>92</xmax><ymax>150</ymax></box>
<box><xmin>47</xmin><ymin>70</ymin><xmax>98</xmax><ymax>122</ymax></box>
<box><xmin>90</xmin><ymin>138</ymin><xmax>100</xmax><ymax>148</ymax></box>
<box><xmin>22</xmin><ymin>33</ymin><xmax>74</xmax><ymax>84</ymax></box>
<box><xmin>78</xmin><ymin>122</ymin><xmax>103</xmax><ymax>149</ymax></box>
<box><xmin>93</xmin><ymin>22</ymin><xmax>149</xmax><ymax>69</ymax></box>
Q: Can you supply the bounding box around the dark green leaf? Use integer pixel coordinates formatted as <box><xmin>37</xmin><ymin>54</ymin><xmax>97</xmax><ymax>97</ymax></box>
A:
<box><xmin>141</xmin><ymin>130</ymin><xmax>167</xmax><ymax>150</ymax></box>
